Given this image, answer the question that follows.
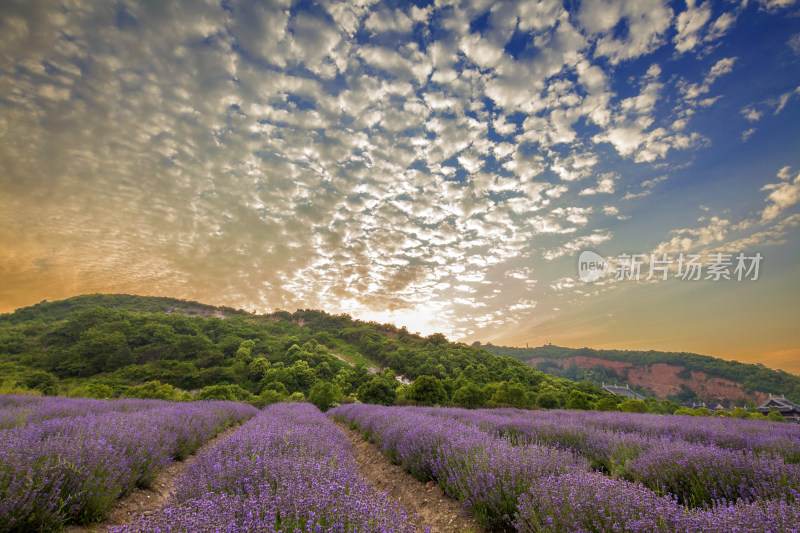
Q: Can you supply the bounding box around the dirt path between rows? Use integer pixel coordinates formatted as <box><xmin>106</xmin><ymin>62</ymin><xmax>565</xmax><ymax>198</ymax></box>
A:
<box><xmin>334</xmin><ymin>421</ymin><xmax>485</xmax><ymax>533</ymax></box>
<box><xmin>64</xmin><ymin>425</ymin><xmax>239</xmax><ymax>533</ymax></box>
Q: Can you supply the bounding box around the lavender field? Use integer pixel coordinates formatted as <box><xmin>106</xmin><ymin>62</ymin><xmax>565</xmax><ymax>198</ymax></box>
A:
<box><xmin>0</xmin><ymin>395</ymin><xmax>258</xmax><ymax>532</ymax></box>
<box><xmin>330</xmin><ymin>404</ymin><xmax>800</xmax><ymax>532</ymax></box>
<box><xmin>4</xmin><ymin>395</ymin><xmax>800</xmax><ymax>532</ymax></box>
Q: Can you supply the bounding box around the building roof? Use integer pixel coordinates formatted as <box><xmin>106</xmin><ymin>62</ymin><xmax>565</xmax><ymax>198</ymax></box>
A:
<box><xmin>602</xmin><ymin>383</ymin><xmax>645</xmax><ymax>401</ymax></box>
<box><xmin>758</xmin><ymin>394</ymin><xmax>800</xmax><ymax>413</ymax></box>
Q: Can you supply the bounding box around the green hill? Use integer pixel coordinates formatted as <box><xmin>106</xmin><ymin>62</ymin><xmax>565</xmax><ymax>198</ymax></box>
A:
<box><xmin>481</xmin><ymin>343</ymin><xmax>800</xmax><ymax>406</ymax></box>
<box><xmin>0</xmin><ymin>294</ymin><xmax>610</xmax><ymax>410</ymax></box>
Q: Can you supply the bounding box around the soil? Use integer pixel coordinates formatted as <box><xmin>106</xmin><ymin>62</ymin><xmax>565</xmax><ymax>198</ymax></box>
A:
<box><xmin>64</xmin><ymin>425</ymin><xmax>238</xmax><ymax>533</ymax></box>
<box><xmin>334</xmin><ymin>421</ymin><xmax>485</xmax><ymax>533</ymax></box>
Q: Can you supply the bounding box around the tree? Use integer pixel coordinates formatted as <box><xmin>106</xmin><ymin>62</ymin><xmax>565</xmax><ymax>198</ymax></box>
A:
<box><xmin>357</xmin><ymin>377</ymin><xmax>397</xmax><ymax>406</ymax></box>
<box><xmin>195</xmin><ymin>384</ymin><xmax>254</xmax><ymax>402</ymax></box>
<box><xmin>406</xmin><ymin>375</ymin><xmax>447</xmax><ymax>406</ymax></box>
<box><xmin>308</xmin><ymin>381</ymin><xmax>342</xmax><ymax>411</ymax></box>
<box><xmin>619</xmin><ymin>399</ymin><xmax>648</xmax><ymax>413</ymax></box>
<box><xmin>537</xmin><ymin>392</ymin><xmax>560</xmax><ymax>409</ymax></box>
<box><xmin>491</xmin><ymin>381</ymin><xmax>528</xmax><ymax>408</ymax></box>
<box><xmin>262</xmin><ymin>381</ymin><xmax>288</xmax><ymax>396</ymax></box>
<box><xmin>767</xmin><ymin>411</ymin><xmax>787</xmax><ymax>423</ymax></box>
<box><xmin>595</xmin><ymin>397</ymin><xmax>619</xmax><ymax>411</ymax></box>
<box><xmin>255</xmin><ymin>389</ymin><xmax>284</xmax><ymax>408</ymax></box>
<box><xmin>21</xmin><ymin>371</ymin><xmax>59</xmax><ymax>396</ymax></box>
<box><xmin>248</xmin><ymin>357</ymin><xmax>270</xmax><ymax>381</ymax></box>
<box><xmin>125</xmin><ymin>380</ymin><xmax>185</xmax><ymax>401</ymax></box>
<box><xmin>566</xmin><ymin>390</ymin><xmax>592</xmax><ymax>410</ymax></box>
<box><xmin>452</xmin><ymin>383</ymin><xmax>487</xmax><ymax>408</ymax></box>
<box><xmin>84</xmin><ymin>382</ymin><xmax>113</xmax><ymax>399</ymax></box>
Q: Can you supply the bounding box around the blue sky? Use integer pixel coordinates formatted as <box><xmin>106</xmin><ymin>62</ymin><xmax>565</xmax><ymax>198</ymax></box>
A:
<box><xmin>1</xmin><ymin>0</ymin><xmax>799</xmax><ymax>370</ymax></box>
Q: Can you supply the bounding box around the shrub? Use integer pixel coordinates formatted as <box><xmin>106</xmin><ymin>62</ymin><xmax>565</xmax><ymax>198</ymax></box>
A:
<box><xmin>619</xmin><ymin>399</ymin><xmax>648</xmax><ymax>413</ymax></box>
<box><xmin>406</xmin><ymin>376</ymin><xmax>447</xmax><ymax>406</ymax></box>
<box><xmin>357</xmin><ymin>377</ymin><xmax>397</xmax><ymax>406</ymax></box>
<box><xmin>308</xmin><ymin>381</ymin><xmax>342</xmax><ymax>411</ymax></box>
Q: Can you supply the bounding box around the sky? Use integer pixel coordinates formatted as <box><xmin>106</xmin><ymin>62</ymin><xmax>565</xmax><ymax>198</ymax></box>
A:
<box><xmin>1</xmin><ymin>0</ymin><xmax>799</xmax><ymax>373</ymax></box>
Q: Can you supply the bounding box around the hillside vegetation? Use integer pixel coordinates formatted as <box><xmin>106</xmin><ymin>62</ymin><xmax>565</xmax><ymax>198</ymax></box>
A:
<box><xmin>0</xmin><ymin>294</ymin><xmax>615</xmax><ymax>411</ymax></box>
<box><xmin>482</xmin><ymin>343</ymin><xmax>800</xmax><ymax>405</ymax></box>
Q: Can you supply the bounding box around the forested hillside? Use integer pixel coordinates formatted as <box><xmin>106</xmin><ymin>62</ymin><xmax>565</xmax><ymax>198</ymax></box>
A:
<box><xmin>482</xmin><ymin>344</ymin><xmax>800</xmax><ymax>405</ymax></box>
<box><xmin>0</xmin><ymin>294</ymin><xmax>613</xmax><ymax>411</ymax></box>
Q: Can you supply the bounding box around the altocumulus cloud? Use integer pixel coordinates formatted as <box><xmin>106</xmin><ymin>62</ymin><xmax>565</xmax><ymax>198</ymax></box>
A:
<box><xmin>1</xmin><ymin>0</ymin><xmax>799</xmax><ymax>343</ymax></box>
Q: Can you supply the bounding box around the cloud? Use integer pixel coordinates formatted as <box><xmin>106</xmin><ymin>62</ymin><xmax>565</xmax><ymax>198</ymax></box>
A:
<box><xmin>790</xmin><ymin>33</ymin><xmax>800</xmax><ymax>54</ymax></box>
<box><xmin>0</xmin><ymin>0</ymin><xmax>796</xmax><ymax>350</ymax></box>
<box><xmin>757</xmin><ymin>0</ymin><xmax>800</xmax><ymax>11</ymax></box>
<box><xmin>762</xmin><ymin>167</ymin><xmax>800</xmax><ymax>221</ymax></box>
<box><xmin>580</xmin><ymin>173</ymin><xmax>617</xmax><ymax>195</ymax></box>
<box><xmin>673</xmin><ymin>0</ymin><xmax>712</xmax><ymax>53</ymax></box>
<box><xmin>580</xmin><ymin>0</ymin><xmax>673</xmax><ymax>65</ymax></box>
<box><xmin>542</xmin><ymin>231</ymin><xmax>613</xmax><ymax>260</ymax></box>
<box><xmin>673</xmin><ymin>0</ymin><xmax>737</xmax><ymax>54</ymax></box>
<box><xmin>741</xmin><ymin>107</ymin><xmax>762</xmax><ymax>122</ymax></box>
<box><xmin>774</xmin><ymin>86</ymin><xmax>800</xmax><ymax>114</ymax></box>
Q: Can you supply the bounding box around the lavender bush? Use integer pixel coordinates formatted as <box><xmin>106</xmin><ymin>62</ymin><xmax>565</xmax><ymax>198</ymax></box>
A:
<box><xmin>512</xmin><ymin>472</ymin><xmax>687</xmax><ymax>532</ymax></box>
<box><xmin>686</xmin><ymin>499</ymin><xmax>800</xmax><ymax>532</ymax></box>
<box><xmin>114</xmin><ymin>403</ymin><xmax>419</xmax><ymax>533</ymax></box>
<box><xmin>620</xmin><ymin>440</ymin><xmax>800</xmax><ymax>507</ymax></box>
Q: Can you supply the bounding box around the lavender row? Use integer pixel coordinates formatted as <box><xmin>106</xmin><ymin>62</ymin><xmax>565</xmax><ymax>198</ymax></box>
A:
<box><xmin>0</xmin><ymin>399</ymin><xmax>258</xmax><ymax>532</ymax></box>
<box><xmin>0</xmin><ymin>394</ymin><xmax>197</xmax><ymax>430</ymax></box>
<box><xmin>328</xmin><ymin>403</ymin><xmax>587</xmax><ymax>530</ymax></box>
<box><xmin>469</xmin><ymin>408</ymin><xmax>800</xmax><ymax>463</ymax></box>
<box><xmin>114</xmin><ymin>403</ymin><xmax>418</xmax><ymax>533</ymax></box>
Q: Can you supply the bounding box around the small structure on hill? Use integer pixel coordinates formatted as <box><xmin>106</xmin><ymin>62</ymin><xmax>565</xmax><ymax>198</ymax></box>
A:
<box><xmin>602</xmin><ymin>382</ymin><xmax>645</xmax><ymax>401</ymax></box>
<box><xmin>758</xmin><ymin>394</ymin><xmax>800</xmax><ymax>422</ymax></box>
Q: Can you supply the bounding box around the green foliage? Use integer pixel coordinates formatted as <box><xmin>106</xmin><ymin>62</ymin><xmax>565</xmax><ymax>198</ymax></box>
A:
<box><xmin>195</xmin><ymin>384</ymin><xmax>253</xmax><ymax>402</ymax></box>
<box><xmin>84</xmin><ymin>382</ymin><xmax>114</xmax><ymax>399</ymax></box>
<box><xmin>308</xmin><ymin>381</ymin><xmax>342</xmax><ymax>411</ymax></box>
<box><xmin>124</xmin><ymin>380</ymin><xmax>186</xmax><ymax>401</ymax></box>
<box><xmin>20</xmin><ymin>370</ymin><xmax>59</xmax><ymax>396</ymax></box>
<box><xmin>619</xmin><ymin>399</ymin><xmax>648</xmax><ymax>413</ymax></box>
<box><xmin>536</xmin><ymin>392</ymin><xmax>560</xmax><ymax>409</ymax></box>
<box><xmin>490</xmin><ymin>381</ymin><xmax>529</xmax><ymax>408</ymax></box>
<box><xmin>595</xmin><ymin>397</ymin><xmax>620</xmax><ymax>411</ymax></box>
<box><xmin>767</xmin><ymin>411</ymin><xmax>787</xmax><ymax>423</ymax></box>
<box><xmin>673</xmin><ymin>407</ymin><xmax>713</xmax><ymax>417</ymax></box>
<box><xmin>566</xmin><ymin>390</ymin><xmax>593</xmax><ymax>410</ymax></box>
<box><xmin>357</xmin><ymin>377</ymin><xmax>398</xmax><ymax>406</ymax></box>
<box><xmin>287</xmin><ymin>392</ymin><xmax>305</xmax><ymax>402</ymax></box>
<box><xmin>451</xmin><ymin>382</ymin><xmax>487</xmax><ymax>408</ymax></box>
<box><xmin>406</xmin><ymin>375</ymin><xmax>448</xmax><ymax>406</ymax></box>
